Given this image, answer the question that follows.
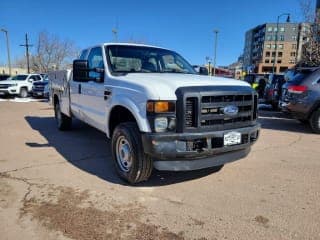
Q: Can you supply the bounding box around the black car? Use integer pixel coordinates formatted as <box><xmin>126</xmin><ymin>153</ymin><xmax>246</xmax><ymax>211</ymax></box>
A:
<box><xmin>32</xmin><ymin>79</ymin><xmax>49</xmax><ymax>98</ymax></box>
<box><xmin>0</xmin><ymin>74</ymin><xmax>10</xmax><ymax>81</ymax></box>
<box><xmin>280</xmin><ymin>67</ymin><xmax>320</xmax><ymax>133</ymax></box>
<box><xmin>264</xmin><ymin>74</ymin><xmax>285</xmax><ymax>110</ymax></box>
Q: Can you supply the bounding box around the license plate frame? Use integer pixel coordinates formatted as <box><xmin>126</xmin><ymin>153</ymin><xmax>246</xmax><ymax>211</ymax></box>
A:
<box><xmin>224</xmin><ymin>132</ymin><xmax>241</xmax><ymax>146</ymax></box>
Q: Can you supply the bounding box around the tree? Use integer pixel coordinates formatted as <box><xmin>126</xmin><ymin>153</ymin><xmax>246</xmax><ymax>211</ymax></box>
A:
<box><xmin>30</xmin><ymin>31</ymin><xmax>79</xmax><ymax>72</ymax></box>
<box><xmin>298</xmin><ymin>0</ymin><xmax>320</xmax><ymax>67</ymax></box>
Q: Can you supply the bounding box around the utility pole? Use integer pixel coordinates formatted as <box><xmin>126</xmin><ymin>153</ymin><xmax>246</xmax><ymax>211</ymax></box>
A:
<box><xmin>1</xmin><ymin>28</ymin><xmax>12</xmax><ymax>75</ymax></box>
<box><xmin>20</xmin><ymin>33</ymin><xmax>33</xmax><ymax>73</ymax></box>
<box><xmin>213</xmin><ymin>29</ymin><xmax>219</xmax><ymax>76</ymax></box>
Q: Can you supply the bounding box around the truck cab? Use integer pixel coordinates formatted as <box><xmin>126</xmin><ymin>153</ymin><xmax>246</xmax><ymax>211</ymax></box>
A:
<box><xmin>50</xmin><ymin>43</ymin><xmax>260</xmax><ymax>184</ymax></box>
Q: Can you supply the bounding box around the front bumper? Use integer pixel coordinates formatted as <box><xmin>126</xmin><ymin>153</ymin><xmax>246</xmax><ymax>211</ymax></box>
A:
<box><xmin>0</xmin><ymin>87</ymin><xmax>18</xmax><ymax>95</ymax></box>
<box><xmin>142</xmin><ymin>123</ymin><xmax>260</xmax><ymax>171</ymax></box>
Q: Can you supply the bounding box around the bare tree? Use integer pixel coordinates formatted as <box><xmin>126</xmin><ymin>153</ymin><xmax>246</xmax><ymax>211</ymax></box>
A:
<box><xmin>31</xmin><ymin>31</ymin><xmax>79</xmax><ymax>73</ymax></box>
<box><xmin>299</xmin><ymin>0</ymin><xmax>320</xmax><ymax>67</ymax></box>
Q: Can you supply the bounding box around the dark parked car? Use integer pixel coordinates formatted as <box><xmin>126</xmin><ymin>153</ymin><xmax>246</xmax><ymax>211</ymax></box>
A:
<box><xmin>264</xmin><ymin>74</ymin><xmax>285</xmax><ymax>110</ymax></box>
<box><xmin>32</xmin><ymin>79</ymin><xmax>49</xmax><ymax>98</ymax></box>
<box><xmin>280</xmin><ymin>67</ymin><xmax>320</xmax><ymax>133</ymax></box>
<box><xmin>0</xmin><ymin>74</ymin><xmax>10</xmax><ymax>81</ymax></box>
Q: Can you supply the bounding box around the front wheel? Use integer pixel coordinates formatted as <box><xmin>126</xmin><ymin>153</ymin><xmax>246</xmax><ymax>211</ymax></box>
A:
<box><xmin>310</xmin><ymin>108</ymin><xmax>320</xmax><ymax>134</ymax></box>
<box><xmin>54</xmin><ymin>100</ymin><xmax>71</xmax><ymax>130</ymax></box>
<box><xmin>19</xmin><ymin>88</ymin><xmax>28</xmax><ymax>98</ymax></box>
<box><xmin>111</xmin><ymin>122</ymin><xmax>153</xmax><ymax>184</ymax></box>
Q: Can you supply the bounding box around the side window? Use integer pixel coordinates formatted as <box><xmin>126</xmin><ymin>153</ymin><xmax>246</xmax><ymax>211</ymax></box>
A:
<box><xmin>35</xmin><ymin>75</ymin><xmax>41</xmax><ymax>81</ymax></box>
<box><xmin>79</xmin><ymin>49</ymin><xmax>88</xmax><ymax>60</ymax></box>
<box><xmin>29</xmin><ymin>76</ymin><xmax>36</xmax><ymax>81</ymax></box>
<box><xmin>87</xmin><ymin>47</ymin><xmax>104</xmax><ymax>81</ymax></box>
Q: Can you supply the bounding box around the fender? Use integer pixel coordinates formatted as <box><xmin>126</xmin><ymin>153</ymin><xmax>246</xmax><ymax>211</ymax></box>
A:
<box><xmin>106</xmin><ymin>95</ymin><xmax>151</xmax><ymax>138</ymax></box>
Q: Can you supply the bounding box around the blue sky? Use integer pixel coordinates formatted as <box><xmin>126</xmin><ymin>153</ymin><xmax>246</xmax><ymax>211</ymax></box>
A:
<box><xmin>0</xmin><ymin>0</ymin><xmax>314</xmax><ymax>67</ymax></box>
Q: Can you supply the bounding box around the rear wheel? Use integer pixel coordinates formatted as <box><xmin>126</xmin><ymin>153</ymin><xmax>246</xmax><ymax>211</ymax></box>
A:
<box><xmin>54</xmin><ymin>100</ymin><xmax>71</xmax><ymax>130</ymax></box>
<box><xmin>310</xmin><ymin>108</ymin><xmax>320</xmax><ymax>134</ymax></box>
<box><xmin>111</xmin><ymin>122</ymin><xmax>153</xmax><ymax>184</ymax></box>
<box><xmin>19</xmin><ymin>88</ymin><xmax>28</xmax><ymax>98</ymax></box>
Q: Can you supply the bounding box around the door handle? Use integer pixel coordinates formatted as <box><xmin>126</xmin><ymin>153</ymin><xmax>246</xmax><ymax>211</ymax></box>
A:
<box><xmin>104</xmin><ymin>89</ymin><xmax>112</xmax><ymax>100</ymax></box>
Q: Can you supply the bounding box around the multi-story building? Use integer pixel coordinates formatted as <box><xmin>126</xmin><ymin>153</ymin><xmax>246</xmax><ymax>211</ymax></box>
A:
<box><xmin>243</xmin><ymin>22</ymin><xmax>310</xmax><ymax>74</ymax></box>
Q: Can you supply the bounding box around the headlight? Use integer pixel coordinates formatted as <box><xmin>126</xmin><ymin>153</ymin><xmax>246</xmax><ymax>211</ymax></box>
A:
<box><xmin>154</xmin><ymin>117</ymin><xmax>168</xmax><ymax>132</ymax></box>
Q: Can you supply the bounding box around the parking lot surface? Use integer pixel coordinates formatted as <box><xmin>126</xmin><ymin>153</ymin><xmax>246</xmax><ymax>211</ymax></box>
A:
<box><xmin>0</xmin><ymin>101</ymin><xmax>319</xmax><ymax>240</ymax></box>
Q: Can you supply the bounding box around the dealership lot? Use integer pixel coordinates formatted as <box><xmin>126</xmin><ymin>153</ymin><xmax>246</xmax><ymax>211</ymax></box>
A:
<box><xmin>0</xmin><ymin>101</ymin><xmax>319</xmax><ymax>240</ymax></box>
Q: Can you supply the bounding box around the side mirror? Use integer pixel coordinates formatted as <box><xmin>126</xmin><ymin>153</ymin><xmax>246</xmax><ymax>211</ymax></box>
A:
<box><xmin>73</xmin><ymin>59</ymin><xmax>89</xmax><ymax>81</ymax></box>
<box><xmin>28</xmin><ymin>79</ymin><xmax>33</xmax><ymax>83</ymax></box>
<box><xmin>193</xmin><ymin>65</ymin><xmax>208</xmax><ymax>75</ymax></box>
<box><xmin>198</xmin><ymin>67</ymin><xmax>209</xmax><ymax>75</ymax></box>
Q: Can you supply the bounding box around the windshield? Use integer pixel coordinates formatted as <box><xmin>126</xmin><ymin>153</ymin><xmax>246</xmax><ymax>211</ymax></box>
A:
<box><xmin>11</xmin><ymin>75</ymin><xmax>28</xmax><ymax>81</ymax></box>
<box><xmin>106</xmin><ymin>45</ymin><xmax>196</xmax><ymax>75</ymax></box>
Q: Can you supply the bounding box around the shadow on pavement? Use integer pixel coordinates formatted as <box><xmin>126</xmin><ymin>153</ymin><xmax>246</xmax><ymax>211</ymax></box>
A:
<box><xmin>258</xmin><ymin>110</ymin><xmax>313</xmax><ymax>134</ymax></box>
<box><xmin>25</xmin><ymin>116</ymin><xmax>221</xmax><ymax>187</ymax></box>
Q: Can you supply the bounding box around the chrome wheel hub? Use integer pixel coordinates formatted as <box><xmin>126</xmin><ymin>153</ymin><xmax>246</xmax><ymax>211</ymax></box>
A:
<box><xmin>116</xmin><ymin>136</ymin><xmax>132</xmax><ymax>172</ymax></box>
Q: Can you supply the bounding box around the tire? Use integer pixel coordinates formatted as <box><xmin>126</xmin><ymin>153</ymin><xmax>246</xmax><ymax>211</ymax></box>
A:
<box><xmin>19</xmin><ymin>88</ymin><xmax>28</xmax><ymax>98</ymax></box>
<box><xmin>111</xmin><ymin>122</ymin><xmax>153</xmax><ymax>184</ymax></box>
<box><xmin>310</xmin><ymin>108</ymin><xmax>320</xmax><ymax>134</ymax></box>
<box><xmin>54</xmin><ymin>100</ymin><xmax>71</xmax><ymax>130</ymax></box>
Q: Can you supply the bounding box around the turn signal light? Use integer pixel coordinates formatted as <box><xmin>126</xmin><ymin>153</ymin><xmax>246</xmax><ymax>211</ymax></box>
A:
<box><xmin>147</xmin><ymin>101</ymin><xmax>175</xmax><ymax>113</ymax></box>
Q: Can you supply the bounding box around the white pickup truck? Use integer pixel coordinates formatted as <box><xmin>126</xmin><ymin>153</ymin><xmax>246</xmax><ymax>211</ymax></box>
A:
<box><xmin>0</xmin><ymin>74</ymin><xmax>43</xmax><ymax>98</ymax></box>
<box><xmin>49</xmin><ymin>43</ymin><xmax>260</xmax><ymax>184</ymax></box>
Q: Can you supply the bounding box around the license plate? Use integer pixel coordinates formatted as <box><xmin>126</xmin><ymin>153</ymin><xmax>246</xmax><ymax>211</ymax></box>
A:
<box><xmin>224</xmin><ymin>132</ymin><xmax>241</xmax><ymax>146</ymax></box>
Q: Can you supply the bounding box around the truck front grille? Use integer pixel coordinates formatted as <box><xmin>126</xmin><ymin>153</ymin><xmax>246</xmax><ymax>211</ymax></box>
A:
<box><xmin>182</xmin><ymin>92</ymin><xmax>257</xmax><ymax>132</ymax></box>
<box><xmin>185</xmin><ymin>97</ymin><xmax>197</xmax><ymax>128</ymax></box>
<box><xmin>199</xmin><ymin>94</ymin><xmax>253</xmax><ymax>128</ymax></box>
<box><xmin>0</xmin><ymin>84</ymin><xmax>10</xmax><ymax>89</ymax></box>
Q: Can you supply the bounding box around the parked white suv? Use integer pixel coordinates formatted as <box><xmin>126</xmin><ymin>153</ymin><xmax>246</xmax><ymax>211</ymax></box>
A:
<box><xmin>0</xmin><ymin>74</ymin><xmax>43</xmax><ymax>98</ymax></box>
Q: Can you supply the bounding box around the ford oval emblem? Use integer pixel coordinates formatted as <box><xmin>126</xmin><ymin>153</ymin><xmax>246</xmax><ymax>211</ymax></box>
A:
<box><xmin>223</xmin><ymin>105</ymin><xmax>239</xmax><ymax>116</ymax></box>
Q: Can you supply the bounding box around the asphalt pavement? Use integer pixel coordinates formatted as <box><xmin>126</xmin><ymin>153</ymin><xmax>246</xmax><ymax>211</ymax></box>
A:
<box><xmin>0</xmin><ymin>101</ymin><xmax>319</xmax><ymax>240</ymax></box>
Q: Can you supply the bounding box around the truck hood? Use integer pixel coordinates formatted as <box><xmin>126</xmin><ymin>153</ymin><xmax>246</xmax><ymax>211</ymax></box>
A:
<box><xmin>0</xmin><ymin>80</ymin><xmax>26</xmax><ymax>84</ymax></box>
<box><xmin>114</xmin><ymin>73</ymin><xmax>251</xmax><ymax>100</ymax></box>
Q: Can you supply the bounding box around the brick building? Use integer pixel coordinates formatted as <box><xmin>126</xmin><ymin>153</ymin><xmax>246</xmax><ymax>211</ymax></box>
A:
<box><xmin>243</xmin><ymin>22</ymin><xmax>310</xmax><ymax>74</ymax></box>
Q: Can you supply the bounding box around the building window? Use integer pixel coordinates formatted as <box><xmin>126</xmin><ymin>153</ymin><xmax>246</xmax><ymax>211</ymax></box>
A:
<box><xmin>278</xmin><ymin>52</ymin><xmax>283</xmax><ymax>57</ymax></box>
<box><xmin>292</xmin><ymin>44</ymin><xmax>297</xmax><ymax>49</ymax></box>
<box><xmin>265</xmin><ymin>59</ymin><xmax>270</xmax><ymax>63</ymax></box>
<box><xmin>277</xmin><ymin>60</ymin><xmax>282</xmax><ymax>64</ymax></box>
<box><xmin>274</xmin><ymin>27</ymin><xmax>278</xmax><ymax>32</ymax></box>
<box><xmin>267</xmin><ymin>35</ymin><xmax>272</xmax><ymax>41</ymax></box>
<box><xmin>272</xmin><ymin>44</ymin><xmax>276</xmax><ymax>49</ymax></box>
<box><xmin>272</xmin><ymin>52</ymin><xmax>276</xmax><ymax>57</ymax></box>
<box><xmin>265</xmin><ymin>51</ymin><xmax>271</xmax><ymax>57</ymax></box>
<box><xmin>267</xmin><ymin>27</ymin><xmax>273</xmax><ymax>32</ymax></box>
<box><xmin>292</xmin><ymin>27</ymin><xmax>297</xmax><ymax>31</ymax></box>
<box><xmin>289</xmin><ymin>59</ymin><xmax>296</xmax><ymax>64</ymax></box>
<box><xmin>279</xmin><ymin>35</ymin><xmax>285</xmax><ymax>41</ymax></box>
<box><xmin>266</xmin><ymin>44</ymin><xmax>271</xmax><ymax>49</ymax></box>
<box><xmin>280</xmin><ymin>27</ymin><xmax>285</xmax><ymax>32</ymax></box>
<box><xmin>290</xmin><ymin>52</ymin><xmax>296</xmax><ymax>57</ymax></box>
<box><xmin>292</xmin><ymin>36</ymin><xmax>297</xmax><ymax>41</ymax></box>
<box><xmin>278</xmin><ymin>44</ymin><xmax>284</xmax><ymax>49</ymax></box>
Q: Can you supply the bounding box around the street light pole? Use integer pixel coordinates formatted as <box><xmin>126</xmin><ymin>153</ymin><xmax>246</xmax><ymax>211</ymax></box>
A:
<box><xmin>1</xmin><ymin>28</ymin><xmax>12</xmax><ymax>76</ymax></box>
<box><xmin>272</xmin><ymin>13</ymin><xmax>290</xmax><ymax>74</ymax></box>
<box><xmin>213</xmin><ymin>29</ymin><xmax>219</xmax><ymax>76</ymax></box>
